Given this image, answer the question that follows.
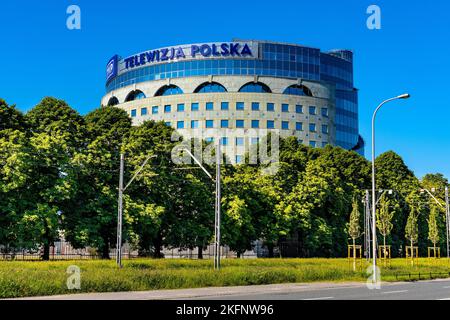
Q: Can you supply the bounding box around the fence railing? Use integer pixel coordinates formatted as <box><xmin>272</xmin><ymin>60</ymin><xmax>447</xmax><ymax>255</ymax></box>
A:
<box><xmin>395</xmin><ymin>272</ymin><xmax>450</xmax><ymax>281</ymax></box>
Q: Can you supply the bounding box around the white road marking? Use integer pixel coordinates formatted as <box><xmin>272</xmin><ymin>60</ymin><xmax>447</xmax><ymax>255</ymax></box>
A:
<box><xmin>443</xmin><ymin>286</ymin><xmax>450</xmax><ymax>289</ymax></box>
<box><xmin>303</xmin><ymin>296</ymin><xmax>334</xmax><ymax>300</ymax></box>
<box><xmin>438</xmin><ymin>298</ymin><xmax>450</xmax><ymax>300</ymax></box>
<box><xmin>381</xmin><ymin>290</ymin><xmax>408</xmax><ymax>294</ymax></box>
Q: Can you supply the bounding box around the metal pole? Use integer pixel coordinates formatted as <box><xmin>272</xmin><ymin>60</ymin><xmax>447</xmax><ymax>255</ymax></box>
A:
<box><xmin>446</xmin><ymin>186</ymin><xmax>449</xmax><ymax>259</ymax></box>
<box><xmin>365</xmin><ymin>190</ymin><xmax>371</xmax><ymax>260</ymax></box>
<box><xmin>116</xmin><ymin>153</ymin><xmax>124</xmax><ymax>268</ymax></box>
<box><xmin>371</xmin><ymin>95</ymin><xmax>409</xmax><ymax>283</ymax></box>
<box><xmin>214</xmin><ymin>143</ymin><xmax>221</xmax><ymax>270</ymax></box>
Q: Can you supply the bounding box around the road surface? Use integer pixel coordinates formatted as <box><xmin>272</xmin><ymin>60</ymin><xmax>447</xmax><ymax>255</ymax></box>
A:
<box><xmin>10</xmin><ymin>278</ymin><xmax>450</xmax><ymax>300</ymax></box>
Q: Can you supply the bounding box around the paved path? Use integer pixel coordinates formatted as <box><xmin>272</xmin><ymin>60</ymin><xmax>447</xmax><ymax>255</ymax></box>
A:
<box><xmin>11</xmin><ymin>278</ymin><xmax>450</xmax><ymax>300</ymax></box>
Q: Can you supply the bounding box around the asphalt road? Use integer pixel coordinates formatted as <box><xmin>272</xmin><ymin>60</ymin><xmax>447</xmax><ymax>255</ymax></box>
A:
<box><xmin>13</xmin><ymin>278</ymin><xmax>450</xmax><ymax>300</ymax></box>
<box><xmin>197</xmin><ymin>279</ymin><xmax>450</xmax><ymax>300</ymax></box>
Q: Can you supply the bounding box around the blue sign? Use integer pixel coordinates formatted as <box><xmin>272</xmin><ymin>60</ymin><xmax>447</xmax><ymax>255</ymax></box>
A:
<box><xmin>121</xmin><ymin>42</ymin><xmax>257</xmax><ymax>71</ymax></box>
<box><xmin>106</xmin><ymin>55</ymin><xmax>118</xmax><ymax>82</ymax></box>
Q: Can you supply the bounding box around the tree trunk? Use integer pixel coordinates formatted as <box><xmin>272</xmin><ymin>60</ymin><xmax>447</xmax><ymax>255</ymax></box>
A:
<box><xmin>152</xmin><ymin>234</ymin><xmax>163</xmax><ymax>258</ymax></box>
<box><xmin>410</xmin><ymin>239</ymin><xmax>414</xmax><ymax>266</ymax></box>
<box><xmin>268</xmin><ymin>243</ymin><xmax>274</xmax><ymax>258</ymax></box>
<box><xmin>42</xmin><ymin>243</ymin><xmax>50</xmax><ymax>261</ymax></box>
<box><xmin>237</xmin><ymin>251</ymin><xmax>241</xmax><ymax>258</ymax></box>
<box><xmin>197</xmin><ymin>246</ymin><xmax>203</xmax><ymax>259</ymax></box>
<box><xmin>101</xmin><ymin>242</ymin><xmax>110</xmax><ymax>259</ymax></box>
<box><xmin>352</xmin><ymin>238</ymin><xmax>356</xmax><ymax>271</ymax></box>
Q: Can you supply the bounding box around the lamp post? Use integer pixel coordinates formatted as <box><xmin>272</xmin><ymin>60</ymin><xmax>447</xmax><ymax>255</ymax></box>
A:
<box><xmin>371</xmin><ymin>93</ymin><xmax>410</xmax><ymax>284</ymax></box>
<box><xmin>182</xmin><ymin>144</ymin><xmax>222</xmax><ymax>270</ymax></box>
<box><xmin>116</xmin><ymin>153</ymin><xmax>156</xmax><ymax>268</ymax></box>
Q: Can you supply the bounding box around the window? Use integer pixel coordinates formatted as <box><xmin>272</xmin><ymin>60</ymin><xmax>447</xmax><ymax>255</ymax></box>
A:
<box><xmin>250</xmin><ymin>137</ymin><xmax>259</xmax><ymax>145</ymax></box>
<box><xmin>282</xmin><ymin>104</ymin><xmax>289</xmax><ymax>112</ymax></box>
<box><xmin>221</xmin><ymin>102</ymin><xmax>229</xmax><ymax>110</ymax></box>
<box><xmin>221</xmin><ymin>120</ymin><xmax>229</xmax><ymax>128</ymax></box>
<box><xmin>191</xmin><ymin>103</ymin><xmax>199</xmax><ymax>111</ymax></box>
<box><xmin>177</xmin><ymin>103</ymin><xmax>185</xmax><ymax>112</ymax></box>
<box><xmin>310</xmin><ymin>141</ymin><xmax>317</xmax><ymax>148</ymax></box>
<box><xmin>322</xmin><ymin>142</ymin><xmax>328</xmax><ymax>148</ymax></box>
<box><xmin>282</xmin><ymin>121</ymin><xmax>289</xmax><ymax>130</ymax></box>
<box><xmin>239</xmin><ymin>82</ymin><xmax>272</xmax><ymax>93</ymax></box>
<box><xmin>322</xmin><ymin>124</ymin><xmax>329</xmax><ymax>134</ymax></box>
<box><xmin>296</xmin><ymin>122</ymin><xmax>303</xmax><ymax>131</ymax></box>
<box><xmin>191</xmin><ymin>120</ymin><xmax>199</xmax><ymax>129</ymax></box>
<box><xmin>309</xmin><ymin>106</ymin><xmax>317</xmax><ymax>115</ymax></box>
<box><xmin>206</xmin><ymin>102</ymin><xmax>214</xmax><ymax>111</ymax></box>
<box><xmin>206</xmin><ymin>120</ymin><xmax>214</xmax><ymax>128</ymax></box>
<box><xmin>296</xmin><ymin>105</ymin><xmax>303</xmax><ymax>114</ymax></box>
<box><xmin>267</xmin><ymin>103</ymin><xmax>275</xmax><ymax>112</ymax></box>
<box><xmin>236</xmin><ymin>102</ymin><xmax>245</xmax><ymax>110</ymax></box>
<box><xmin>236</xmin><ymin>137</ymin><xmax>244</xmax><ymax>146</ymax></box>
<box><xmin>165</xmin><ymin>121</ymin><xmax>171</xmax><ymax>126</ymax></box>
<box><xmin>221</xmin><ymin>137</ymin><xmax>228</xmax><ymax>146</ymax></box>
<box><xmin>152</xmin><ymin>106</ymin><xmax>158</xmax><ymax>114</ymax></box>
<box><xmin>177</xmin><ymin>121</ymin><xmax>184</xmax><ymax>129</ymax></box>
<box><xmin>107</xmin><ymin>97</ymin><xmax>119</xmax><ymax>106</ymax></box>
<box><xmin>283</xmin><ymin>84</ymin><xmax>313</xmax><ymax>97</ymax></box>
<box><xmin>251</xmin><ymin>102</ymin><xmax>260</xmax><ymax>111</ymax></box>
<box><xmin>164</xmin><ymin>105</ymin><xmax>171</xmax><ymax>113</ymax></box>
<box><xmin>267</xmin><ymin>120</ymin><xmax>275</xmax><ymax>129</ymax></box>
<box><xmin>251</xmin><ymin>120</ymin><xmax>259</xmax><ymax>128</ymax></box>
<box><xmin>141</xmin><ymin>107</ymin><xmax>148</xmax><ymax>116</ymax></box>
<box><xmin>194</xmin><ymin>82</ymin><xmax>227</xmax><ymax>93</ymax></box>
<box><xmin>309</xmin><ymin>123</ymin><xmax>316</xmax><ymax>132</ymax></box>
<box><xmin>235</xmin><ymin>155</ymin><xmax>243</xmax><ymax>164</ymax></box>
<box><xmin>236</xmin><ymin>119</ymin><xmax>244</xmax><ymax>128</ymax></box>
<box><xmin>155</xmin><ymin>85</ymin><xmax>183</xmax><ymax>96</ymax></box>
<box><xmin>125</xmin><ymin>90</ymin><xmax>146</xmax><ymax>102</ymax></box>
<box><xmin>206</xmin><ymin>137</ymin><xmax>214</xmax><ymax>143</ymax></box>
<box><xmin>322</xmin><ymin>107</ymin><xmax>329</xmax><ymax>117</ymax></box>
<box><xmin>131</xmin><ymin>109</ymin><xmax>137</xmax><ymax>117</ymax></box>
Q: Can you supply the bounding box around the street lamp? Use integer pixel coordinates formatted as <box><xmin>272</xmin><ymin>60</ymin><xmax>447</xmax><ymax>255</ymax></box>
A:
<box><xmin>371</xmin><ymin>93</ymin><xmax>410</xmax><ymax>284</ymax></box>
<box><xmin>182</xmin><ymin>144</ymin><xmax>222</xmax><ymax>270</ymax></box>
<box><xmin>116</xmin><ymin>153</ymin><xmax>156</xmax><ymax>268</ymax></box>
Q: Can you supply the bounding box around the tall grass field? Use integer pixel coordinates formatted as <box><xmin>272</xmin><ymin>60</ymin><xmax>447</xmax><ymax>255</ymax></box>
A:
<box><xmin>1</xmin><ymin>258</ymin><xmax>450</xmax><ymax>298</ymax></box>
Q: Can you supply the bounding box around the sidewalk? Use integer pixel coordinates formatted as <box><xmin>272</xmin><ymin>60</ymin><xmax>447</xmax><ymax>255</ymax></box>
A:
<box><xmin>12</xmin><ymin>281</ymin><xmax>370</xmax><ymax>300</ymax></box>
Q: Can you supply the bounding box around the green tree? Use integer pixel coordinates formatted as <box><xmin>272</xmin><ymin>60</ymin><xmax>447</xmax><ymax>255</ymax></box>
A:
<box><xmin>0</xmin><ymin>99</ymin><xmax>26</xmax><ymax>132</ymax></box>
<box><xmin>17</xmin><ymin>97</ymin><xmax>86</xmax><ymax>260</ymax></box>
<box><xmin>0</xmin><ymin>129</ymin><xmax>32</xmax><ymax>251</ymax></box>
<box><xmin>348</xmin><ymin>196</ymin><xmax>361</xmax><ymax>270</ymax></box>
<box><xmin>222</xmin><ymin>195</ymin><xmax>254</xmax><ymax>257</ymax></box>
<box><xmin>376</xmin><ymin>193</ymin><xmax>395</xmax><ymax>252</ymax></box>
<box><xmin>64</xmin><ymin>106</ymin><xmax>131</xmax><ymax>259</ymax></box>
<box><xmin>375</xmin><ymin>151</ymin><xmax>420</xmax><ymax>256</ymax></box>
<box><xmin>405</xmin><ymin>207</ymin><xmax>419</xmax><ymax>256</ymax></box>
<box><xmin>428</xmin><ymin>205</ymin><xmax>440</xmax><ymax>253</ymax></box>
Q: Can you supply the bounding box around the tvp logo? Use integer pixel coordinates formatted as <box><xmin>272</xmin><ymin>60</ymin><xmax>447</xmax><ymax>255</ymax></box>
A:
<box><xmin>106</xmin><ymin>55</ymin><xmax>119</xmax><ymax>82</ymax></box>
<box><xmin>66</xmin><ymin>5</ymin><xmax>81</xmax><ymax>30</ymax></box>
<box><xmin>66</xmin><ymin>265</ymin><xmax>81</xmax><ymax>290</ymax></box>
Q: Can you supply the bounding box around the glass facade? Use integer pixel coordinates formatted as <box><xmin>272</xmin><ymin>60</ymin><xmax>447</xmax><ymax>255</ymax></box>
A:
<box><xmin>106</xmin><ymin>41</ymin><xmax>362</xmax><ymax>154</ymax></box>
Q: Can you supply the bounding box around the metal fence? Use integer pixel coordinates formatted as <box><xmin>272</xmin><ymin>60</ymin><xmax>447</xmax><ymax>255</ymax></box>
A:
<box><xmin>0</xmin><ymin>241</ymin><xmax>261</xmax><ymax>261</ymax></box>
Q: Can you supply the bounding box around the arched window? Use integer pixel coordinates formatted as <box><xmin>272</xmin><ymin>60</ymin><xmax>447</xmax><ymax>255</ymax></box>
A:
<box><xmin>283</xmin><ymin>85</ymin><xmax>313</xmax><ymax>97</ymax></box>
<box><xmin>107</xmin><ymin>96</ymin><xmax>119</xmax><ymax>106</ymax></box>
<box><xmin>125</xmin><ymin>90</ymin><xmax>146</xmax><ymax>102</ymax></box>
<box><xmin>154</xmin><ymin>85</ymin><xmax>183</xmax><ymax>96</ymax></box>
<box><xmin>194</xmin><ymin>82</ymin><xmax>227</xmax><ymax>93</ymax></box>
<box><xmin>238</xmin><ymin>82</ymin><xmax>272</xmax><ymax>93</ymax></box>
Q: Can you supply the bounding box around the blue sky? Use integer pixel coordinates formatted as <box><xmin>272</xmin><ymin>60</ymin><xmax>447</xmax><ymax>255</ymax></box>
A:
<box><xmin>0</xmin><ymin>0</ymin><xmax>449</xmax><ymax>179</ymax></box>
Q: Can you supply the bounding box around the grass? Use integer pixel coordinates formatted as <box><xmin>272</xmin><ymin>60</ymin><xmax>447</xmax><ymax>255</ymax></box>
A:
<box><xmin>1</xmin><ymin>258</ymin><xmax>450</xmax><ymax>298</ymax></box>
